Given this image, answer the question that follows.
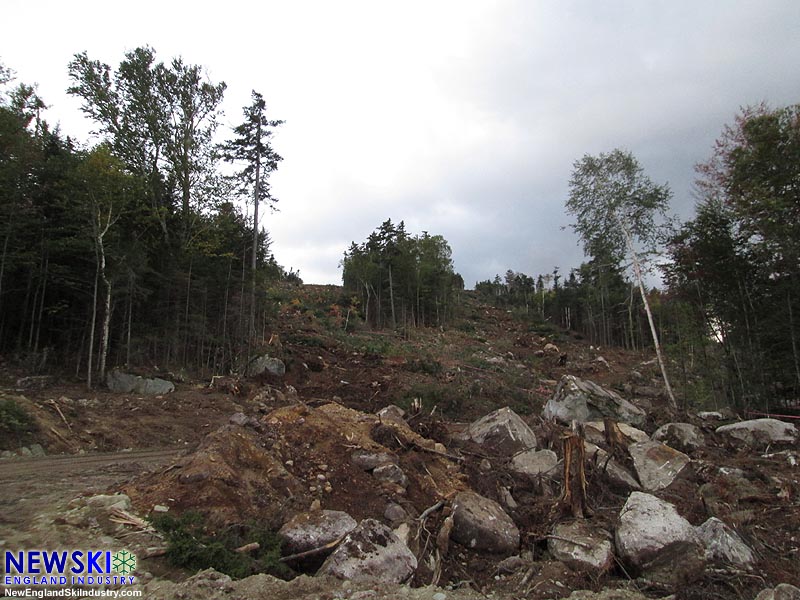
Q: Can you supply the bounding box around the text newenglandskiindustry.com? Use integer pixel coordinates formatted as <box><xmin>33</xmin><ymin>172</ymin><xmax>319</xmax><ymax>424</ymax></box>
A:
<box><xmin>3</xmin><ymin>589</ymin><xmax>142</xmax><ymax>598</ymax></box>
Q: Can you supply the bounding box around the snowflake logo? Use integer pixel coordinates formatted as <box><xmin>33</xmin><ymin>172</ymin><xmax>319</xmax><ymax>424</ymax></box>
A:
<box><xmin>111</xmin><ymin>550</ymin><xmax>136</xmax><ymax>575</ymax></box>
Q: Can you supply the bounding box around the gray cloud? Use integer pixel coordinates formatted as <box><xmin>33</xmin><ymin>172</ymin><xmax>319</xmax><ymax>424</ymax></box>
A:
<box><xmin>4</xmin><ymin>0</ymin><xmax>799</xmax><ymax>287</ymax></box>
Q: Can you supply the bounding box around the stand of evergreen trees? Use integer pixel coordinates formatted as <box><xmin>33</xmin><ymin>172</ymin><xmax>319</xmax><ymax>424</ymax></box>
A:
<box><xmin>0</xmin><ymin>51</ymin><xmax>295</xmax><ymax>383</ymax></box>
<box><xmin>341</xmin><ymin>220</ymin><xmax>464</xmax><ymax>329</ymax></box>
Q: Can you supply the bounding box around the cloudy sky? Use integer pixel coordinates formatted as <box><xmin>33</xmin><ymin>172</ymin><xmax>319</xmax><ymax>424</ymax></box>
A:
<box><xmin>3</xmin><ymin>1</ymin><xmax>799</xmax><ymax>286</ymax></box>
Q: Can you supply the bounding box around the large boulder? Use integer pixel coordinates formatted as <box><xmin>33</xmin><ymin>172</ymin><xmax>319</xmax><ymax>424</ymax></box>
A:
<box><xmin>460</xmin><ymin>407</ymin><xmax>537</xmax><ymax>456</ymax></box>
<box><xmin>628</xmin><ymin>441</ymin><xmax>691</xmax><ymax>491</ymax></box>
<box><xmin>451</xmin><ymin>491</ymin><xmax>520</xmax><ymax>554</ymax></box>
<box><xmin>544</xmin><ymin>375</ymin><xmax>645</xmax><ymax>426</ymax></box>
<box><xmin>245</xmin><ymin>355</ymin><xmax>286</xmax><ymax>378</ymax></box>
<box><xmin>548</xmin><ymin>521</ymin><xmax>614</xmax><ymax>572</ymax></box>
<box><xmin>584</xmin><ymin>442</ymin><xmax>641</xmax><ymax>491</ymax></box>
<box><xmin>755</xmin><ymin>584</ymin><xmax>800</xmax><ymax>600</ymax></box>
<box><xmin>716</xmin><ymin>418</ymin><xmax>798</xmax><ymax>446</ymax></box>
<box><xmin>318</xmin><ymin>519</ymin><xmax>417</xmax><ymax>583</ymax></box>
<box><xmin>278</xmin><ymin>510</ymin><xmax>357</xmax><ymax>556</ymax></box>
<box><xmin>583</xmin><ymin>421</ymin><xmax>649</xmax><ymax>446</ymax></box>
<box><xmin>615</xmin><ymin>492</ymin><xmax>704</xmax><ymax>584</ymax></box>
<box><xmin>696</xmin><ymin>517</ymin><xmax>755</xmax><ymax>570</ymax></box>
<box><xmin>652</xmin><ymin>422</ymin><xmax>705</xmax><ymax>453</ymax></box>
<box><xmin>509</xmin><ymin>449</ymin><xmax>559</xmax><ymax>479</ymax></box>
<box><xmin>107</xmin><ymin>370</ymin><xmax>174</xmax><ymax>395</ymax></box>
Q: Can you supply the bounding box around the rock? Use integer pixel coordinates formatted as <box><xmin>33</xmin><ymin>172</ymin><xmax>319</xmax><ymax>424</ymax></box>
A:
<box><xmin>350</xmin><ymin>450</ymin><xmax>395</xmax><ymax>470</ymax></box>
<box><xmin>544</xmin><ymin>375</ymin><xmax>646</xmax><ymax>426</ymax></box>
<box><xmin>84</xmin><ymin>494</ymin><xmax>132</xmax><ymax>512</ymax></box>
<box><xmin>755</xmin><ymin>584</ymin><xmax>800</xmax><ymax>600</ymax></box>
<box><xmin>245</xmin><ymin>355</ymin><xmax>286</xmax><ymax>378</ymax></box>
<box><xmin>152</xmin><ymin>504</ymin><xmax>169</xmax><ymax>513</ymax></box>
<box><xmin>716</xmin><ymin>418</ymin><xmax>798</xmax><ymax>446</ymax></box>
<box><xmin>543</xmin><ymin>343</ymin><xmax>560</xmax><ymax>354</ymax></box>
<box><xmin>583</xmin><ymin>421</ymin><xmax>649</xmax><ymax>446</ymax></box>
<box><xmin>229</xmin><ymin>412</ymin><xmax>249</xmax><ymax>426</ymax></box>
<box><xmin>498</xmin><ymin>486</ymin><xmax>518</xmax><ymax>509</ymax></box>
<box><xmin>615</xmin><ymin>492</ymin><xmax>704</xmax><ymax>584</ymax></box>
<box><xmin>451</xmin><ymin>491</ymin><xmax>520</xmax><ymax>554</ymax></box>
<box><xmin>496</xmin><ymin>555</ymin><xmax>527</xmax><ymax>574</ymax></box>
<box><xmin>373</xmin><ymin>463</ymin><xmax>408</xmax><ymax>488</ymax></box>
<box><xmin>383</xmin><ymin>502</ymin><xmax>408</xmax><ymax>523</ymax></box>
<box><xmin>548</xmin><ymin>521</ymin><xmax>614</xmax><ymax>573</ymax></box>
<box><xmin>509</xmin><ymin>449</ymin><xmax>559</xmax><ymax>479</ymax></box>
<box><xmin>318</xmin><ymin>519</ymin><xmax>417</xmax><ymax>583</ymax></box>
<box><xmin>28</xmin><ymin>443</ymin><xmax>46</xmax><ymax>457</ymax></box>
<box><xmin>461</xmin><ymin>407</ymin><xmax>537</xmax><ymax>456</ymax></box>
<box><xmin>698</xmin><ymin>411</ymin><xmax>724</xmax><ymax>421</ymax></box>
<box><xmin>107</xmin><ymin>370</ymin><xmax>174</xmax><ymax>395</ymax></box>
<box><xmin>584</xmin><ymin>442</ymin><xmax>641</xmax><ymax>490</ymax></box>
<box><xmin>628</xmin><ymin>441</ymin><xmax>691</xmax><ymax>491</ymax></box>
<box><xmin>278</xmin><ymin>510</ymin><xmax>358</xmax><ymax>555</ymax></box>
<box><xmin>18</xmin><ymin>446</ymin><xmax>32</xmax><ymax>457</ymax></box>
<box><xmin>696</xmin><ymin>517</ymin><xmax>755</xmax><ymax>569</ymax></box>
<box><xmin>376</xmin><ymin>405</ymin><xmax>406</xmax><ymax>421</ymax></box>
<box><xmin>15</xmin><ymin>375</ymin><xmax>52</xmax><ymax>390</ymax></box>
<box><xmin>652</xmin><ymin>423</ymin><xmax>705</xmax><ymax>453</ymax></box>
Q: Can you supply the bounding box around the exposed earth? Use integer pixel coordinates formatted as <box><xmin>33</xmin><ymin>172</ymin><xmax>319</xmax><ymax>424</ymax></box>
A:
<box><xmin>1</xmin><ymin>286</ymin><xmax>798</xmax><ymax>600</ymax></box>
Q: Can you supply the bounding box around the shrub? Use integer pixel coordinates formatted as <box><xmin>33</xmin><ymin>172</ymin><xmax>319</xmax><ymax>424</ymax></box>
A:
<box><xmin>0</xmin><ymin>398</ymin><xmax>36</xmax><ymax>447</ymax></box>
<box><xmin>151</xmin><ymin>511</ymin><xmax>291</xmax><ymax>580</ymax></box>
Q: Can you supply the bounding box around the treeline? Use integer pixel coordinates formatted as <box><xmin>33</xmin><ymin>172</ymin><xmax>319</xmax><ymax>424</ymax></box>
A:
<box><xmin>478</xmin><ymin>103</ymin><xmax>800</xmax><ymax>411</ymax></box>
<box><xmin>0</xmin><ymin>50</ymin><xmax>297</xmax><ymax>384</ymax></box>
<box><xmin>665</xmin><ymin>103</ymin><xmax>800</xmax><ymax>409</ymax></box>
<box><xmin>476</xmin><ymin>263</ymin><xmax>654</xmax><ymax>352</ymax></box>
<box><xmin>341</xmin><ymin>220</ymin><xmax>464</xmax><ymax>329</ymax></box>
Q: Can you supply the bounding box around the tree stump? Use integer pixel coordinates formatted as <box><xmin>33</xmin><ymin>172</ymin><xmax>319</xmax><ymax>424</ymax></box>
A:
<box><xmin>559</xmin><ymin>429</ymin><xmax>592</xmax><ymax>518</ymax></box>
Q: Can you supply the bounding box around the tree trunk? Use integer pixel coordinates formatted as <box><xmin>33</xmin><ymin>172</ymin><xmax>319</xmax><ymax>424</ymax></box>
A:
<box><xmin>622</xmin><ymin>225</ymin><xmax>677</xmax><ymax>410</ymax></box>
<box><xmin>87</xmin><ymin>263</ymin><xmax>99</xmax><ymax>389</ymax></box>
<box><xmin>250</xmin><ymin>119</ymin><xmax>262</xmax><ymax>343</ymax></box>
<box><xmin>388</xmin><ymin>264</ymin><xmax>396</xmax><ymax>329</ymax></box>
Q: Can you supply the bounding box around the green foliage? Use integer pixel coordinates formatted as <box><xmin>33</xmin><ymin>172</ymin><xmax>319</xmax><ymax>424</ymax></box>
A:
<box><xmin>665</xmin><ymin>103</ymin><xmax>800</xmax><ymax>408</ymax></box>
<box><xmin>151</xmin><ymin>511</ymin><xmax>291</xmax><ymax>580</ymax></box>
<box><xmin>0</xmin><ymin>55</ymin><xmax>296</xmax><ymax>378</ymax></box>
<box><xmin>342</xmin><ymin>220</ymin><xmax>463</xmax><ymax>329</ymax></box>
<box><xmin>0</xmin><ymin>398</ymin><xmax>36</xmax><ymax>444</ymax></box>
<box><xmin>405</xmin><ymin>355</ymin><xmax>443</xmax><ymax>376</ymax></box>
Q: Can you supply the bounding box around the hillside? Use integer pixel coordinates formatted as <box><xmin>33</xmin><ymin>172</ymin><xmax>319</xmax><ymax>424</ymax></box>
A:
<box><xmin>1</xmin><ymin>285</ymin><xmax>798</xmax><ymax>600</ymax></box>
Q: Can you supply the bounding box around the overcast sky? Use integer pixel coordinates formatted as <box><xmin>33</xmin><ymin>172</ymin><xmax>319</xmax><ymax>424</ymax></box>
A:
<box><xmin>3</xmin><ymin>1</ymin><xmax>799</xmax><ymax>286</ymax></box>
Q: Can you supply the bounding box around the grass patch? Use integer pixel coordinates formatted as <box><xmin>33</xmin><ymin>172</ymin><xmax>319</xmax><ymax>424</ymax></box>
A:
<box><xmin>151</xmin><ymin>511</ymin><xmax>292</xmax><ymax>580</ymax></box>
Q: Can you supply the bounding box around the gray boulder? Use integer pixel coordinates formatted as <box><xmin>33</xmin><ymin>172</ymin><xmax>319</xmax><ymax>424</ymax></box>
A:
<box><xmin>696</xmin><ymin>517</ymin><xmax>755</xmax><ymax>569</ymax></box>
<box><xmin>107</xmin><ymin>370</ymin><xmax>174</xmax><ymax>395</ymax></box>
<box><xmin>461</xmin><ymin>407</ymin><xmax>537</xmax><ymax>456</ymax></box>
<box><xmin>615</xmin><ymin>492</ymin><xmax>704</xmax><ymax>584</ymax></box>
<box><xmin>652</xmin><ymin>422</ymin><xmax>705</xmax><ymax>453</ymax></box>
<box><xmin>584</xmin><ymin>442</ymin><xmax>641</xmax><ymax>490</ymax></box>
<box><xmin>318</xmin><ymin>519</ymin><xmax>417</xmax><ymax>583</ymax></box>
<box><xmin>583</xmin><ymin>421</ymin><xmax>649</xmax><ymax>446</ymax></box>
<box><xmin>245</xmin><ymin>355</ymin><xmax>286</xmax><ymax>378</ymax></box>
<box><xmin>544</xmin><ymin>375</ymin><xmax>646</xmax><ymax>426</ymax></box>
<box><xmin>451</xmin><ymin>491</ymin><xmax>520</xmax><ymax>554</ymax></box>
<box><xmin>628</xmin><ymin>441</ymin><xmax>691</xmax><ymax>491</ymax></box>
<box><xmin>373</xmin><ymin>463</ymin><xmax>408</xmax><ymax>488</ymax></box>
<box><xmin>755</xmin><ymin>584</ymin><xmax>800</xmax><ymax>600</ymax></box>
<box><xmin>350</xmin><ymin>450</ymin><xmax>396</xmax><ymax>471</ymax></box>
<box><xmin>278</xmin><ymin>509</ymin><xmax>357</xmax><ymax>556</ymax></box>
<box><xmin>509</xmin><ymin>449</ymin><xmax>559</xmax><ymax>479</ymax></box>
<box><xmin>548</xmin><ymin>521</ymin><xmax>614</xmax><ymax>572</ymax></box>
<box><xmin>716</xmin><ymin>418</ymin><xmax>798</xmax><ymax>446</ymax></box>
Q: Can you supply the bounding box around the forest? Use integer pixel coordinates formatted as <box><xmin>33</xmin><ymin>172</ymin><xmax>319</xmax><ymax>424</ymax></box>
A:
<box><xmin>1</xmin><ymin>49</ymin><xmax>798</xmax><ymax>411</ymax></box>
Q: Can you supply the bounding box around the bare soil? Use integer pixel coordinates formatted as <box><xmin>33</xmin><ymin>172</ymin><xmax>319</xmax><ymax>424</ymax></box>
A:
<box><xmin>1</xmin><ymin>287</ymin><xmax>798</xmax><ymax>600</ymax></box>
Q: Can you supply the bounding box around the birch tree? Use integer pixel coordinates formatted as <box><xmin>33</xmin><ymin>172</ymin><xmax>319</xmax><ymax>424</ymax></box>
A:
<box><xmin>566</xmin><ymin>149</ymin><xmax>677</xmax><ymax>409</ymax></box>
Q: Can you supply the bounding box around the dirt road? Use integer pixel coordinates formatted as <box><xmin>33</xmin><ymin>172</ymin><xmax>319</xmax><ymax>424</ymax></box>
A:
<box><xmin>0</xmin><ymin>448</ymin><xmax>183</xmax><ymax>551</ymax></box>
